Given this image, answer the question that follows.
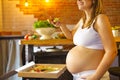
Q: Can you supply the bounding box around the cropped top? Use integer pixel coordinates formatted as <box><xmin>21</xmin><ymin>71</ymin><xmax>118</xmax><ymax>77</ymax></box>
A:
<box><xmin>73</xmin><ymin>20</ymin><xmax>104</xmax><ymax>50</ymax></box>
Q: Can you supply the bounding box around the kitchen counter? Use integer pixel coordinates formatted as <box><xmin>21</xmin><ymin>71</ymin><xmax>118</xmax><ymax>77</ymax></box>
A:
<box><xmin>20</xmin><ymin>37</ymin><xmax>120</xmax><ymax>63</ymax></box>
<box><xmin>20</xmin><ymin>37</ymin><xmax>120</xmax><ymax>45</ymax></box>
<box><xmin>114</xmin><ymin>37</ymin><xmax>120</xmax><ymax>43</ymax></box>
<box><xmin>20</xmin><ymin>39</ymin><xmax>73</xmax><ymax>46</ymax></box>
<box><xmin>20</xmin><ymin>37</ymin><xmax>120</xmax><ymax>80</ymax></box>
<box><xmin>0</xmin><ymin>31</ymin><xmax>24</xmax><ymax>39</ymax></box>
<box><xmin>20</xmin><ymin>39</ymin><xmax>74</xmax><ymax>80</ymax></box>
<box><xmin>0</xmin><ymin>35</ymin><xmax>24</xmax><ymax>39</ymax></box>
<box><xmin>20</xmin><ymin>39</ymin><xmax>73</xmax><ymax>64</ymax></box>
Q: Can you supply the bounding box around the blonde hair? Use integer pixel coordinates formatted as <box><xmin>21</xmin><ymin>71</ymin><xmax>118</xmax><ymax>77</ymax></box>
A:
<box><xmin>83</xmin><ymin>0</ymin><xmax>104</xmax><ymax>27</ymax></box>
<box><xmin>94</xmin><ymin>0</ymin><xmax>104</xmax><ymax>16</ymax></box>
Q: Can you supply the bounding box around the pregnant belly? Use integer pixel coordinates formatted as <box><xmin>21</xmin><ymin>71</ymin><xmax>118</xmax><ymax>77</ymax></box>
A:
<box><xmin>66</xmin><ymin>46</ymin><xmax>104</xmax><ymax>73</ymax></box>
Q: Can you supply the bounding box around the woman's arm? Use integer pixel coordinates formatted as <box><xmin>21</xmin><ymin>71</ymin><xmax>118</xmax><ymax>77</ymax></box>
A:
<box><xmin>59</xmin><ymin>19</ymin><xmax>81</xmax><ymax>39</ymax></box>
<box><xmin>59</xmin><ymin>24</ymin><xmax>73</xmax><ymax>39</ymax></box>
<box><xmin>92</xmin><ymin>14</ymin><xmax>118</xmax><ymax>79</ymax></box>
<box><xmin>49</xmin><ymin>17</ymin><xmax>82</xmax><ymax>39</ymax></box>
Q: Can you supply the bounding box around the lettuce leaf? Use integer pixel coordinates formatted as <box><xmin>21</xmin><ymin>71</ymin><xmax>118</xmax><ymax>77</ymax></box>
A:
<box><xmin>33</xmin><ymin>20</ymin><xmax>55</xmax><ymax>29</ymax></box>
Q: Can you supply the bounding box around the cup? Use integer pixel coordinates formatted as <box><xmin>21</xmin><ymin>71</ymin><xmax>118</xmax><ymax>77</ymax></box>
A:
<box><xmin>112</xmin><ymin>30</ymin><xmax>119</xmax><ymax>37</ymax></box>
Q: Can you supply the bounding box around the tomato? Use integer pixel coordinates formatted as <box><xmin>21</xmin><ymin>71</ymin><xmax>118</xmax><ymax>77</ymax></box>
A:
<box><xmin>24</xmin><ymin>34</ymin><xmax>29</xmax><ymax>40</ymax></box>
<box><xmin>24</xmin><ymin>34</ymin><xmax>38</xmax><ymax>40</ymax></box>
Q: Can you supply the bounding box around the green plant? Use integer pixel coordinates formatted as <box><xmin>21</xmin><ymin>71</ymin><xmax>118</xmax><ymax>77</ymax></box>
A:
<box><xmin>112</xmin><ymin>26</ymin><xmax>120</xmax><ymax>30</ymax></box>
<box><xmin>33</xmin><ymin>20</ymin><xmax>55</xmax><ymax>29</ymax></box>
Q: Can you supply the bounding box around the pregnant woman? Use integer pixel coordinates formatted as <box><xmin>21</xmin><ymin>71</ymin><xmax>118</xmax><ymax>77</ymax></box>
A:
<box><xmin>51</xmin><ymin>0</ymin><xmax>117</xmax><ymax>80</ymax></box>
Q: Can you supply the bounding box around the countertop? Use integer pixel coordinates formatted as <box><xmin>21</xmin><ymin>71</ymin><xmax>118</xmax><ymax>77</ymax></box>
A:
<box><xmin>114</xmin><ymin>37</ymin><xmax>120</xmax><ymax>43</ymax></box>
<box><xmin>0</xmin><ymin>31</ymin><xmax>24</xmax><ymax>39</ymax></box>
<box><xmin>0</xmin><ymin>35</ymin><xmax>24</xmax><ymax>39</ymax></box>
<box><xmin>20</xmin><ymin>37</ymin><xmax>120</xmax><ymax>46</ymax></box>
<box><xmin>20</xmin><ymin>39</ymin><xmax>73</xmax><ymax>46</ymax></box>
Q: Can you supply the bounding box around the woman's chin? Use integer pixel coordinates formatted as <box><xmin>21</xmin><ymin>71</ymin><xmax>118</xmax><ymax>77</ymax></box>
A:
<box><xmin>78</xmin><ymin>6</ymin><xmax>83</xmax><ymax>10</ymax></box>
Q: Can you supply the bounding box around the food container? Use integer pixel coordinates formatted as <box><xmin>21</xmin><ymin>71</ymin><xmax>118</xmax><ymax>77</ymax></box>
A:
<box><xmin>18</xmin><ymin>64</ymin><xmax>66</xmax><ymax>79</ymax></box>
<box><xmin>112</xmin><ymin>30</ymin><xmax>119</xmax><ymax>37</ymax></box>
<box><xmin>112</xmin><ymin>26</ymin><xmax>120</xmax><ymax>37</ymax></box>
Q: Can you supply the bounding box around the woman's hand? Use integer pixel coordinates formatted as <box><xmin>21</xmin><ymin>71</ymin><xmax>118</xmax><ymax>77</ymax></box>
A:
<box><xmin>48</xmin><ymin>17</ymin><xmax>61</xmax><ymax>28</ymax></box>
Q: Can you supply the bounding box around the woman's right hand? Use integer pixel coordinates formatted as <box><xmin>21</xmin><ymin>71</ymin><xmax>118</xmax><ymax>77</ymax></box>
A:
<box><xmin>48</xmin><ymin>17</ymin><xmax>61</xmax><ymax>28</ymax></box>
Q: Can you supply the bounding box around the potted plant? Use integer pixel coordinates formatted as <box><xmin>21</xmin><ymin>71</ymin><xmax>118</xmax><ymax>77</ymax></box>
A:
<box><xmin>33</xmin><ymin>18</ymin><xmax>59</xmax><ymax>40</ymax></box>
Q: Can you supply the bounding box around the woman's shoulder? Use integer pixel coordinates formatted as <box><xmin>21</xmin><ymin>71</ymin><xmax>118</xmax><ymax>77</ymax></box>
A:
<box><xmin>95</xmin><ymin>14</ymin><xmax>110</xmax><ymax>26</ymax></box>
<box><xmin>95</xmin><ymin>14</ymin><xmax>111</xmax><ymax>29</ymax></box>
<box><xmin>96</xmin><ymin>14</ymin><xmax>109</xmax><ymax>21</ymax></box>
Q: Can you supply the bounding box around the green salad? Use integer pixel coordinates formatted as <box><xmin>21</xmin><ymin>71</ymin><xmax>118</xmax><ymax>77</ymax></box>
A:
<box><xmin>33</xmin><ymin>20</ymin><xmax>55</xmax><ymax>29</ymax></box>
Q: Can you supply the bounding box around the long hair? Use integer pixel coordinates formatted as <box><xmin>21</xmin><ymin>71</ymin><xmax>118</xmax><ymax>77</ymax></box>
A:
<box><xmin>83</xmin><ymin>0</ymin><xmax>104</xmax><ymax>27</ymax></box>
<box><xmin>94</xmin><ymin>0</ymin><xmax>104</xmax><ymax>16</ymax></box>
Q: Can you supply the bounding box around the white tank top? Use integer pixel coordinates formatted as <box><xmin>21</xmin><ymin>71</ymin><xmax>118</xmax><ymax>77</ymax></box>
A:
<box><xmin>73</xmin><ymin>20</ymin><xmax>104</xmax><ymax>50</ymax></box>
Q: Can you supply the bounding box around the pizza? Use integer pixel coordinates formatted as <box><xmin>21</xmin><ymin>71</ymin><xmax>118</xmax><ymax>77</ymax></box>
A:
<box><xmin>28</xmin><ymin>65</ymin><xmax>60</xmax><ymax>73</ymax></box>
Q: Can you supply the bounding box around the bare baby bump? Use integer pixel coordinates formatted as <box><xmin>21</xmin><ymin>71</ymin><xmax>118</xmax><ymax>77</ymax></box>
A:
<box><xmin>66</xmin><ymin>46</ymin><xmax>104</xmax><ymax>73</ymax></box>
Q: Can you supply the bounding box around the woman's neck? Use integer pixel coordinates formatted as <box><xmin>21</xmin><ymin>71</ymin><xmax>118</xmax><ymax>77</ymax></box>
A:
<box><xmin>84</xmin><ymin>8</ymin><xmax>94</xmax><ymax>21</ymax></box>
<box><xmin>82</xmin><ymin>8</ymin><xmax>95</xmax><ymax>28</ymax></box>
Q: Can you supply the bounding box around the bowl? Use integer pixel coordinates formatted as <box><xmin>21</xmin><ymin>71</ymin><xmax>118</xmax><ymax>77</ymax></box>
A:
<box><xmin>35</xmin><ymin>28</ymin><xmax>56</xmax><ymax>40</ymax></box>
